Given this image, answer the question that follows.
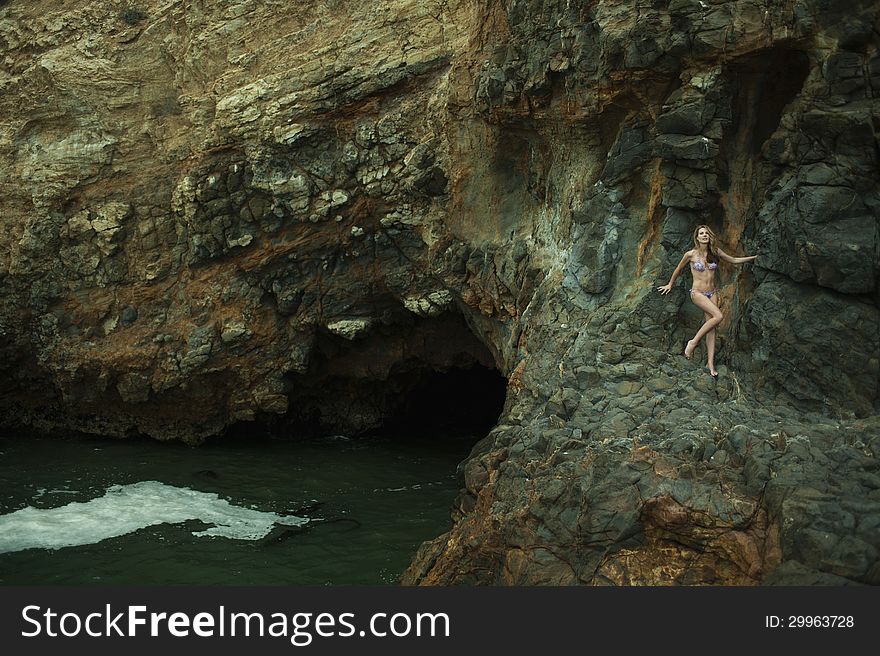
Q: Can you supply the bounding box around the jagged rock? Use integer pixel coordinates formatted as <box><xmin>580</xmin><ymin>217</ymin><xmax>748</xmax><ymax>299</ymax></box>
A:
<box><xmin>325</xmin><ymin>319</ymin><xmax>373</xmax><ymax>341</ymax></box>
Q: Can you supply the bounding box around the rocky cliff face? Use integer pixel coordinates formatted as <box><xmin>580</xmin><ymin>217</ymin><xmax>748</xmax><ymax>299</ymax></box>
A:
<box><xmin>1</xmin><ymin>0</ymin><xmax>878</xmax><ymax>584</ymax></box>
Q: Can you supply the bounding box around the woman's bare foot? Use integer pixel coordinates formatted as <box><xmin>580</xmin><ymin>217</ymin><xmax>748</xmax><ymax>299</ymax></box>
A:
<box><xmin>684</xmin><ymin>339</ymin><xmax>697</xmax><ymax>359</ymax></box>
<box><xmin>708</xmin><ymin>367</ymin><xmax>718</xmax><ymax>378</ymax></box>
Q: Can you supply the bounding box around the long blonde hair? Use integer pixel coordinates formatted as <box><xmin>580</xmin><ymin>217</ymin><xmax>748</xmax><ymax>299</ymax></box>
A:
<box><xmin>692</xmin><ymin>224</ymin><xmax>719</xmax><ymax>264</ymax></box>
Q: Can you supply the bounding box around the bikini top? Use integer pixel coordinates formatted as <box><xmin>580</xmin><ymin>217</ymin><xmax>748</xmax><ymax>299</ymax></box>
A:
<box><xmin>691</xmin><ymin>258</ymin><xmax>717</xmax><ymax>272</ymax></box>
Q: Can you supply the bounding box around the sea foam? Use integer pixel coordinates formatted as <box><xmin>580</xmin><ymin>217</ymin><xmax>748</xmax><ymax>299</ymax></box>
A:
<box><xmin>0</xmin><ymin>481</ymin><xmax>308</xmax><ymax>554</ymax></box>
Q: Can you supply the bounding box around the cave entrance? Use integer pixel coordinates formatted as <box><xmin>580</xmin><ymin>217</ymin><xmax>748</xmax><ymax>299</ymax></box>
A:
<box><xmin>716</xmin><ymin>47</ymin><xmax>811</xmax><ymax>241</ymax></box>
<box><xmin>723</xmin><ymin>47</ymin><xmax>811</xmax><ymax>157</ymax></box>
<box><xmin>282</xmin><ymin>312</ymin><xmax>507</xmax><ymax>438</ymax></box>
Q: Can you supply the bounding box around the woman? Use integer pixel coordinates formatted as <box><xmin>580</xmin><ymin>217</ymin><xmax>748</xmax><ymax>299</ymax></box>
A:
<box><xmin>657</xmin><ymin>225</ymin><xmax>757</xmax><ymax>377</ymax></box>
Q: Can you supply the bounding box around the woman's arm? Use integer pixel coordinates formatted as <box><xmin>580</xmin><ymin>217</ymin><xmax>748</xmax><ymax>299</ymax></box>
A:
<box><xmin>717</xmin><ymin>248</ymin><xmax>757</xmax><ymax>265</ymax></box>
<box><xmin>657</xmin><ymin>251</ymin><xmax>692</xmax><ymax>294</ymax></box>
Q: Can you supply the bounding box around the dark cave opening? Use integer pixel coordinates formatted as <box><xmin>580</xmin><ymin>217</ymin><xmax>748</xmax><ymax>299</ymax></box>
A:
<box><xmin>714</xmin><ymin>47</ymin><xmax>811</xmax><ymax>235</ymax></box>
<box><xmin>280</xmin><ymin>312</ymin><xmax>508</xmax><ymax>439</ymax></box>
<box><xmin>724</xmin><ymin>47</ymin><xmax>811</xmax><ymax>155</ymax></box>
<box><xmin>377</xmin><ymin>364</ymin><xmax>508</xmax><ymax>436</ymax></box>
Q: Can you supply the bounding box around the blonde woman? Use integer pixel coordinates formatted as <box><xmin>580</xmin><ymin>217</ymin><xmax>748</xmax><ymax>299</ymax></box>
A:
<box><xmin>657</xmin><ymin>225</ymin><xmax>757</xmax><ymax>377</ymax></box>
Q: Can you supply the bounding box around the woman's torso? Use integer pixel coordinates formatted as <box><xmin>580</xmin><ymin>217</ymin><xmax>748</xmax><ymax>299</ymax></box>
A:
<box><xmin>688</xmin><ymin>252</ymin><xmax>717</xmax><ymax>291</ymax></box>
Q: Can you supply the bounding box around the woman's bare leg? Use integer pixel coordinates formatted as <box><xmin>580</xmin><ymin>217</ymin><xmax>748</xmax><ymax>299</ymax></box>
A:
<box><xmin>685</xmin><ymin>292</ymin><xmax>723</xmax><ymax>359</ymax></box>
<box><xmin>704</xmin><ymin>293</ymin><xmax>720</xmax><ymax>375</ymax></box>
<box><xmin>705</xmin><ymin>326</ymin><xmax>716</xmax><ymax>375</ymax></box>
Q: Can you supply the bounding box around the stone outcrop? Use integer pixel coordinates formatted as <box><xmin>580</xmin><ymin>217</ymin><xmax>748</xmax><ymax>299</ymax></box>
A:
<box><xmin>0</xmin><ymin>0</ymin><xmax>878</xmax><ymax>584</ymax></box>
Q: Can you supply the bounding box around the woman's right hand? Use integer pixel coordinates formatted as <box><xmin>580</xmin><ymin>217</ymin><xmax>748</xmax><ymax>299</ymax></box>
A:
<box><xmin>657</xmin><ymin>283</ymin><xmax>672</xmax><ymax>295</ymax></box>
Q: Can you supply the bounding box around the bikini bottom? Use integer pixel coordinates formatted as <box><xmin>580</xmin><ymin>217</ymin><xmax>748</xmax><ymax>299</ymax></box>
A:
<box><xmin>689</xmin><ymin>288</ymin><xmax>717</xmax><ymax>299</ymax></box>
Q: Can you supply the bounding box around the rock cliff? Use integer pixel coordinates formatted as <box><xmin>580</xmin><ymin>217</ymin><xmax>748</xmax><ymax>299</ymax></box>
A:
<box><xmin>1</xmin><ymin>0</ymin><xmax>878</xmax><ymax>584</ymax></box>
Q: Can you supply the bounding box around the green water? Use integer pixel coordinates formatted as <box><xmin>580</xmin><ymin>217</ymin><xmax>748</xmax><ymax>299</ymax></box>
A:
<box><xmin>0</xmin><ymin>431</ymin><xmax>475</xmax><ymax>585</ymax></box>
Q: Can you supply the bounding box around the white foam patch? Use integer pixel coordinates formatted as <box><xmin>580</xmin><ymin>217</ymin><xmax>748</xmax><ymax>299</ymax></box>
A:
<box><xmin>0</xmin><ymin>481</ymin><xmax>308</xmax><ymax>554</ymax></box>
